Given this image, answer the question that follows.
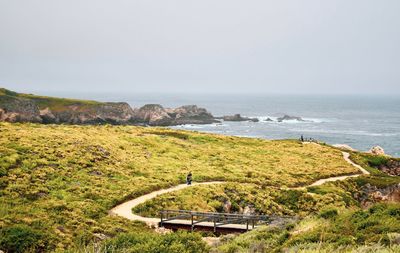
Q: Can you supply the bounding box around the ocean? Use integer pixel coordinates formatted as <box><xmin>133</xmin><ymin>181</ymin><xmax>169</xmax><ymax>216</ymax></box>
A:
<box><xmin>47</xmin><ymin>92</ymin><xmax>400</xmax><ymax>157</ymax></box>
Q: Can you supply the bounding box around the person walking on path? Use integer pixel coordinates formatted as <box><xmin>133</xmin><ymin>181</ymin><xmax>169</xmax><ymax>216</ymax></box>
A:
<box><xmin>186</xmin><ymin>172</ymin><xmax>192</xmax><ymax>185</ymax></box>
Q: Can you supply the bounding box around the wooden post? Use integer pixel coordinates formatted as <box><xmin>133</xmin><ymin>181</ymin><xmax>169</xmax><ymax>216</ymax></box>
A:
<box><xmin>160</xmin><ymin>212</ymin><xmax>163</xmax><ymax>227</ymax></box>
<box><xmin>252</xmin><ymin>219</ymin><xmax>255</xmax><ymax>229</ymax></box>
<box><xmin>213</xmin><ymin>217</ymin><xmax>216</xmax><ymax>233</ymax></box>
<box><xmin>246</xmin><ymin>220</ymin><xmax>249</xmax><ymax>231</ymax></box>
<box><xmin>191</xmin><ymin>214</ymin><xmax>194</xmax><ymax>232</ymax></box>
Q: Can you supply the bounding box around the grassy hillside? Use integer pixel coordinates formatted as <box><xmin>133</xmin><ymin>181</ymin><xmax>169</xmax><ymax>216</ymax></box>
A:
<box><xmin>0</xmin><ymin>88</ymin><xmax>101</xmax><ymax>112</ymax></box>
<box><xmin>214</xmin><ymin>203</ymin><xmax>400</xmax><ymax>253</ymax></box>
<box><xmin>133</xmin><ymin>182</ymin><xmax>358</xmax><ymax>218</ymax></box>
<box><xmin>0</xmin><ymin>122</ymin><xmax>360</xmax><ymax>251</ymax></box>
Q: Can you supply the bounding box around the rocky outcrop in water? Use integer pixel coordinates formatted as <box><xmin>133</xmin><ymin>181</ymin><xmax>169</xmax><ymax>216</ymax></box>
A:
<box><xmin>221</xmin><ymin>114</ymin><xmax>259</xmax><ymax>122</ymax></box>
<box><xmin>133</xmin><ymin>104</ymin><xmax>218</xmax><ymax>126</ymax></box>
<box><xmin>171</xmin><ymin>105</ymin><xmax>218</xmax><ymax>125</ymax></box>
<box><xmin>133</xmin><ymin>104</ymin><xmax>217</xmax><ymax>126</ymax></box>
<box><xmin>133</xmin><ymin>104</ymin><xmax>172</xmax><ymax>126</ymax></box>
<box><xmin>277</xmin><ymin>114</ymin><xmax>305</xmax><ymax>122</ymax></box>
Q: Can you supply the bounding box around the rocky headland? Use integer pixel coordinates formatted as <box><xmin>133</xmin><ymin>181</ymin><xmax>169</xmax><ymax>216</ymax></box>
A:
<box><xmin>0</xmin><ymin>88</ymin><xmax>333</xmax><ymax>127</ymax></box>
<box><xmin>217</xmin><ymin>114</ymin><xmax>259</xmax><ymax>122</ymax></box>
<box><xmin>0</xmin><ymin>88</ymin><xmax>219</xmax><ymax>126</ymax></box>
<box><xmin>0</xmin><ymin>94</ymin><xmax>42</xmax><ymax>123</ymax></box>
<box><xmin>132</xmin><ymin>104</ymin><xmax>218</xmax><ymax>126</ymax></box>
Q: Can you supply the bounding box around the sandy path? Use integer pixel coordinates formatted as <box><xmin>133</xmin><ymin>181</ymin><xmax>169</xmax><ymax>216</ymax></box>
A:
<box><xmin>109</xmin><ymin>151</ymin><xmax>368</xmax><ymax>226</ymax></box>
<box><xmin>307</xmin><ymin>151</ymin><xmax>370</xmax><ymax>187</ymax></box>
<box><xmin>109</xmin><ymin>182</ymin><xmax>224</xmax><ymax>226</ymax></box>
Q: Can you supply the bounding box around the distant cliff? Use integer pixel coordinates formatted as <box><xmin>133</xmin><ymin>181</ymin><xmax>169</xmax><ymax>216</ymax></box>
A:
<box><xmin>133</xmin><ymin>104</ymin><xmax>218</xmax><ymax>126</ymax></box>
<box><xmin>0</xmin><ymin>88</ymin><xmax>217</xmax><ymax>126</ymax></box>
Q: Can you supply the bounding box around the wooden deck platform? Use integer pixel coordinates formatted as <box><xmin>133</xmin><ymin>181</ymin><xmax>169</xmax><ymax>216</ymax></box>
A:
<box><xmin>159</xmin><ymin>210</ymin><xmax>270</xmax><ymax>234</ymax></box>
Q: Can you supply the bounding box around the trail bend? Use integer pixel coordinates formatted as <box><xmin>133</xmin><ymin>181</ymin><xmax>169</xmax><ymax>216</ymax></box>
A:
<box><xmin>109</xmin><ymin>151</ymin><xmax>368</xmax><ymax>226</ymax></box>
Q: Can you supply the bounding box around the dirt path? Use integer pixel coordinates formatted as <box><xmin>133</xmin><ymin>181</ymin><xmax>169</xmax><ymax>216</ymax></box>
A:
<box><xmin>109</xmin><ymin>151</ymin><xmax>368</xmax><ymax>226</ymax></box>
<box><xmin>109</xmin><ymin>182</ymin><xmax>224</xmax><ymax>226</ymax></box>
<box><xmin>306</xmin><ymin>151</ymin><xmax>370</xmax><ymax>187</ymax></box>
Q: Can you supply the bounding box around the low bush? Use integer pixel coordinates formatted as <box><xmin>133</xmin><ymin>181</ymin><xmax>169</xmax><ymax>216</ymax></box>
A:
<box><xmin>98</xmin><ymin>231</ymin><xmax>208</xmax><ymax>253</ymax></box>
<box><xmin>318</xmin><ymin>208</ymin><xmax>338</xmax><ymax>219</ymax></box>
<box><xmin>0</xmin><ymin>224</ymin><xmax>52</xmax><ymax>253</ymax></box>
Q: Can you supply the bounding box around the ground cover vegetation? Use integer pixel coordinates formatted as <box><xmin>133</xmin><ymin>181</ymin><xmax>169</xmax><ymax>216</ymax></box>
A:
<box><xmin>132</xmin><ymin>150</ymin><xmax>400</xmax><ymax>252</ymax></box>
<box><xmin>0</xmin><ymin>122</ymin><xmax>398</xmax><ymax>252</ymax></box>
<box><xmin>0</xmin><ymin>87</ymin><xmax>101</xmax><ymax>112</ymax></box>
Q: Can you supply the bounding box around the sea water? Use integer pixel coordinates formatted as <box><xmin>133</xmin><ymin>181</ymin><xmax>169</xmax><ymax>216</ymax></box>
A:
<box><xmin>126</xmin><ymin>94</ymin><xmax>400</xmax><ymax>157</ymax></box>
<box><xmin>55</xmin><ymin>92</ymin><xmax>400</xmax><ymax>157</ymax></box>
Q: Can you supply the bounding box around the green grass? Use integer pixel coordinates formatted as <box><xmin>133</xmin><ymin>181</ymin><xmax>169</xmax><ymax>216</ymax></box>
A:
<box><xmin>133</xmin><ymin>183</ymin><xmax>357</xmax><ymax>218</ymax></box>
<box><xmin>0</xmin><ymin>88</ymin><xmax>19</xmax><ymax>97</ymax></box>
<box><xmin>0</xmin><ymin>122</ymin><xmax>360</xmax><ymax>251</ymax></box>
<box><xmin>19</xmin><ymin>94</ymin><xmax>101</xmax><ymax>112</ymax></box>
<box><xmin>0</xmin><ymin>87</ymin><xmax>101</xmax><ymax>112</ymax></box>
<box><xmin>70</xmin><ymin>231</ymin><xmax>208</xmax><ymax>253</ymax></box>
<box><xmin>214</xmin><ymin>203</ymin><xmax>400</xmax><ymax>252</ymax></box>
<box><xmin>347</xmin><ymin>152</ymin><xmax>400</xmax><ymax>188</ymax></box>
<box><xmin>0</xmin><ymin>122</ymin><xmax>398</xmax><ymax>252</ymax></box>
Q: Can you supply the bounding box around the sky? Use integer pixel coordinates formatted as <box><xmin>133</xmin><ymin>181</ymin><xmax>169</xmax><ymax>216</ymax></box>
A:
<box><xmin>0</xmin><ymin>0</ymin><xmax>399</xmax><ymax>95</ymax></box>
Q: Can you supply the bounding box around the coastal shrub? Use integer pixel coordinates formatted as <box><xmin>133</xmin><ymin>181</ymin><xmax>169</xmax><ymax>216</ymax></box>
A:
<box><xmin>366</xmin><ymin>155</ymin><xmax>390</xmax><ymax>167</ymax></box>
<box><xmin>216</xmin><ymin>223</ymin><xmax>295</xmax><ymax>252</ymax></box>
<box><xmin>147</xmin><ymin>130</ymin><xmax>190</xmax><ymax>140</ymax></box>
<box><xmin>0</xmin><ymin>224</ymin><xmax>51</xmax><ymax>253</ymax></box>
<box><xmin>283</xmin><ymin>243</ymin><xmax>400</xmax><ymax>253</ymax></box>
<box><xmin>387</xmin><ymin>206</ymin><xmax>400</xmax><ymax>217</ymax></box>
<box><xmin>133</xmin><ymin>183</ymin><xmax>358</xmax><ymax>218</ymax></box>
<box><xmin>275</xmin><ymin>190</ymin><xmax>303</xmax><ymax>211</ymax></box>
<box><xmin>0</xmin><ymin>123</ymin><xmax>393</xmax><ymax>251</ymax></box>
<box><xmin>215</xmin><ymin>203</ymin><xmax>400</xmax><ymax>252</ymax></box>
<box><xmin>100</xmin><ymin>231</ymin><xmax>208</xmax><ymax>253</ymax></box>
<box><xmin>318</xmin><ymin>208</ymin><xmax>338</xmax><ymax>219</ymax></box>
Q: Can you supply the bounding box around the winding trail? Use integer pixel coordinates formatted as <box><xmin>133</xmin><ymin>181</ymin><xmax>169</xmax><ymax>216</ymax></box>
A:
<box><xmin>305</xmin><ymin>152</ymin><xmax>369</xmax><ymax>187</ymax></box>
<box><xmin>109</xmin><ymin>152</ymin><xmax>369</xmax><ymax>226</ymax></box>
<box><xmin>109</xmin><ymin>182</ymin><xmax>224</xmax><ymax>226</ymax></box>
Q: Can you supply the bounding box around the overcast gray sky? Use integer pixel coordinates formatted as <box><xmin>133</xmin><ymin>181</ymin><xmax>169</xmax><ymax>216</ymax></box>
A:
<box><xmin>0</xmin><ymin>0</ymin><xmax>399</xmax><ymax>95</ymax></box>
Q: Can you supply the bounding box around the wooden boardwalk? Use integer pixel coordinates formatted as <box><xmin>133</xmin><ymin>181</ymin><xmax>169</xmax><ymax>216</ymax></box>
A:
<box><xmin>159</xmin><ymin>210</ymin><xmax>270</xmax><ymax>233</ymax></box>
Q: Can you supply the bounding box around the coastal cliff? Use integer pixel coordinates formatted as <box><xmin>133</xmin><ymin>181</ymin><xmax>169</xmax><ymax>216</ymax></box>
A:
<box><xmin>0</xmin><ymin>94</ymin><xmax>42</xmax><ymax>123</ymax></box>
<box><xmin>0</xmin><ymin>88</ymin><xmax>216</xmax><ymax>126</ymax></box>
<box><xmin>39</xmin><ymin>102</ymin><xmax>135</xmax><ymax>124</ymax></box>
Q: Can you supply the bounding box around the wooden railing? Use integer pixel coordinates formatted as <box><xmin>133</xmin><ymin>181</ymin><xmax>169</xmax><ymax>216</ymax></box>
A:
<box><xmin>160</xmin><ymin>209</ymin><xmax>270</xmax><ymax>232</ymax></box>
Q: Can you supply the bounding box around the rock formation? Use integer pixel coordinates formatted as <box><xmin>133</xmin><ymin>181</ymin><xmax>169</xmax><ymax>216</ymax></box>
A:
<box><xmin>277</xmin><ymin>114</ymin><xmax>305</xmax><ymax>122</ymax></box>
<box><xmin>36</xmin><ymin>102</ymin><xmax>136</xmax><ymax>125</ymax></box>
<box><xmin>0</xmin><ymin>88</ymin><xmax>222</xmax><ymax>126</ymax></box>
<box><xmin>221</xmin><ymin>114</ymin><xmax>259</xmax><ymax>122</ymax></box>
<box><xmin>0</xmin><ymin>88</ymin><xmax>268</xmax><ymax>126</ymax></box>
<box><xmin>355</xmin><ymin>183</ymin><xmax>400</xmax><ymax>208</ymax></box>
<box><xmin>243</xmin><ymin>205</ymin><xmax>256</xmax><ymax>215</ymax></box>
<box><xmin>132</xmin><ymin>104</ymin><xmax>218</xmax><ymax>126</ymax></box>
<box><xmin>333</xmin><ymin>144</ymin><xmax>357</xmax><ymax>151</ymax></box>
<box><xmin>378</xmin><ymin>159</ymin><xmax>400</xmax><ymax>176</ymax></box>
<box><xmin>171</xmin><ymin>105</ymin><xmax>218</xmax><ymax>125</ymax></box>
<box><xmin>369</xmin><ymin>146</ymin><xmax>386</xmax><ymax>156</ymax></box>
<box><xmin>0</xmin><ymin>95</ymin><xmax>42</xmax><ymax>123</ymax></box>
<box><xmin>223</xmin><ymin>200</ymin><xmax>232</xmax><ymax>213</ymax></box>
<box><xmin>133</xmin><ymin>104</ymin><xmax>173</xmax><ymax>126</ymax></box>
